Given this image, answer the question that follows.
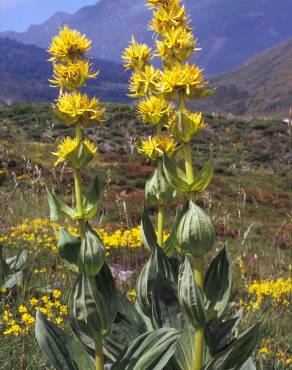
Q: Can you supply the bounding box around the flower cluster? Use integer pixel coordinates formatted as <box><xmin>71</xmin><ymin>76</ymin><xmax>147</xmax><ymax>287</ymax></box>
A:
<box><xmin>0</xmin><ymin>290</ymin><xmax>67</xmax><ymax>336</ymax></box>
<box><xmin>0</xmin><ymin>218</ymin><xmax>169</xmax><ymax>253</ymax></box>
<box><xmin>48</xmin><ymin>25</ymin><xmax>103</xmax><ymax>168</ymax></box>
<box><xmin>240</xmin><ymin>277</ymin><xmax>291</xmax><ymax>310</ymax></box>
<box><xmin>258</xmin><ymin>338</ymin><xmax>292</xmax><ymax>367</ymax></box>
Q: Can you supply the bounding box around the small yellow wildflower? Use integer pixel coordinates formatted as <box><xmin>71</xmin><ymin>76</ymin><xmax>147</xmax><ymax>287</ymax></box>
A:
<box><xmin>122</xmin><ymin>36</ymin><xmax>152</xmax><ymax>70</ymax></box>
<box><xmin>18</xmin><ymin>305</ymin><xmax>28</xmax><ymax>313</ymax></box>
<box><xmin>48</xmin><ymin>25</ymin><xmax>91</xmax><ymax>62</ymax></box>
<box><xmin>21</xmin><ymin>313</ymin><xmax>35</xmax><ymax>326</ymax></box>
<box><xmin>137</xmin><ymin>96</ymin><xmax>172</xmax><ymax>125</ymax></box>
<box><xmin>52</xmin><ymin>137</ymin><xmax>97</xmax><ymax>166</ymax></box>
<box><xmin>50</xmin><ymin>60</ymin><xmax>98</xmax><ymax>91</ymax></box>
<box><xmin>55</xmin><ymin>92</ymin><xmax>105</xmax><ymax>126</ymax></box>
<box><xmin>55</xmin><ymin>317</ymin><xmax>63</xmax><ymax>325</ymax></box>
<box><xmin>52</xmin><ymin>290</ymin><xmax>61</xmax><ymax>299</ymax></box>
<box><xmin>29</xmin><ymin>298</ymin><xmax>39</xmax><ymax>306</ymax></box>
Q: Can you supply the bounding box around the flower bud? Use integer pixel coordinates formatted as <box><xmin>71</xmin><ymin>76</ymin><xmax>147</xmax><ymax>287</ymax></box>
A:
<box><xmin>176</xmin><ymin>201</ymin><xmax>215</xmax><ymax>256</ymax></box>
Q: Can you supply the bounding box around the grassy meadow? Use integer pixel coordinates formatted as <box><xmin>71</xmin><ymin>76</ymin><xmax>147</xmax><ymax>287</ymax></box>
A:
<box><xmin>0</xmin><ymin>103</ymin><xmax>291</xmax><ymax>369</ymax></box>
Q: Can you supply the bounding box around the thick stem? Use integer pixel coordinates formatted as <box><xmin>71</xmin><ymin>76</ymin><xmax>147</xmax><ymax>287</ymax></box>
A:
<box><xmin>95</xmin><ymin>339</ymin><xmax>104</xmax><ymax>370</ymax></box>
<box><xmin>157</xmin><ymin>159</ymin><xmax>165</xmax><ymax>246</ymax></box>
<box><xmin>74</xmin><ymin>122</ymin><xmax>85</xmax><ymax>237</ymax></box>
<box><xmin>178</xmin><ymin>90</ymin><xmax>205</xmax><ymax>369</ymax></box>
<box><xmin>194</xmin><ymin>327</ymin><xmax>204</xmax><ymax>370</ymax></box>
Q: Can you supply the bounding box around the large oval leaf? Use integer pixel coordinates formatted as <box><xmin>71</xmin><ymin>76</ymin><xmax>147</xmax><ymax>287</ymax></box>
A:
<box><xmin>35</xmin><ymin>311</ymin><xmax>95</xmax><ymax>370</ymax></box>
<box><xmin>113</xmin><ymin>328</ymin><xmax>180</xmax><ymax>370</ymax></box>
<box><xmin>178</xmin><ymin>256</ymin><xmax>207</xmax><ymax>328</ymax></box>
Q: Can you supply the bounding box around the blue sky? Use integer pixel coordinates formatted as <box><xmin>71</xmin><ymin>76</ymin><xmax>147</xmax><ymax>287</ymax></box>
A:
<box><xmin>0</xmin><ymin>0</ymin><xmax>97</xmax><ymax>32</ymax></box>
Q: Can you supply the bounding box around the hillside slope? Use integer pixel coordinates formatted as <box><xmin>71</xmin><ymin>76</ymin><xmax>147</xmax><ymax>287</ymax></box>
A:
<box><xmin>0</xmin><ymin>38</ymin><xmax>129</xmax><ymax>104</ymax></box>
<box><xmin>196</xmin><ymin>38</ymin><xmax>292</xmax><ymax>117</ymax></box>
<box><xmin>1</xmin><ymin>0</ymin><xmax>292</xmax><ymax>75</ymax></box>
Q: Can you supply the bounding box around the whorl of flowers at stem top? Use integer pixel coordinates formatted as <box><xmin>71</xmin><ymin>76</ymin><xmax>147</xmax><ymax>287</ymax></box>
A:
<box><xmin>48</xmin><ymin>25</ymin><xmax>104</xmax><ymax>127</ymax></box>
<box><xmin>48</xmin><ymin>25</ymin><xmax>91</xmax><ymax>63</ymax></box>
<box><xmin>54</xmin><ymin>92</ymin><xmax>105</xmax><ymax>127</ymax></box>
<box><xmin>137</xmin><ymin>96</ymin><xmax>173</xmax><ymax>125</ymax></box>
<box><xmin>138</xmin><ymin>135</ymin><xmax>176</xmax><ymax>160</ymax></box>
<box><xmin>49</xmin><ymin>60</ymin><xmax>98</xmax><ymax>92</ymax></box>
<box><xmin>122</xmin><ymin>36</ymin><xmax>153</xmax><ymax>71</ymax></box>
<box><xmin>52</xmin><ymin>137</ymin><xmax>97</xmax><ymax>166</ymax></box>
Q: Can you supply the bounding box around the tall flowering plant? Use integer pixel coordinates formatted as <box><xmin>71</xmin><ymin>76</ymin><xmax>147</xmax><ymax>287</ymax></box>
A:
<box><xmin>122</xmin><ymin>0</ymin><xmax>261</xmax><ymax>369</ymax></box>
<box><xmin>34</xmin><ymin>26</ymin><xmax>180</xmax><ymax>370</ymax></box>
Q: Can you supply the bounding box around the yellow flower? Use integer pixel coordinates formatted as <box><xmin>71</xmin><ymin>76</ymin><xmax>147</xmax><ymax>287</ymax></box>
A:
<box><xmin>138</xmin><ymin>135</ymin><xmax>176</xmax><ymax>160</ymax></box>
<box><xmin>55</xmin><ymin>92</ymin><xmax>105</xmax><ymax>126</ymax></box>
<box><xmin>129</xmin><ymin>65</ymin><xmax>160</xmax><ymax>97</ymax></box>
<box><xmin>55</xmin><ymin>317</ymin><xmax>63</xmax><ymax>325</ymax></box>
<box><xmin>50</xmin><ymin>60</ymin><xmax>98</xmax><ymax>91</ymax></box>
<box><xmin>137</xmin><ymin>96</ymin><xmax>172</xmax><ymax>125</ymax></box>
<box><xmin>21</xmin><ymin>313</ymin><xmax>35</xmax><ymax>326</ymax></box>
<box><xmin>149</xmin><ymin>4</ymin><xmax>190</xmax><ymax>35</ymax></box>
<box><xmin>29</xmin><ymin>298</ymin><xmax>39</xmax><ymax>306</ymax></box>
<box><xmin>157</xmin><ymin>62</ymin><xmax>206</xmax><ymax>98</ymax></box>
<box><xmin>168</xmin><ymin>110</ymin><xmax>205</xmax><ymax>142</ymax></box>
<box><xmin>48</xmin><ymin>25</ymin><xmax>91</xmax><ymax>62</ymax></box>
<box><xmin>156</xmin><ymin>27</ymin><xmax>196</xmax><ymax>64</ymax></box>
<box><xmin>18</xmin><ymin>305</ymin><xmax>28</xmax><ymax>313</ymax></box>
<box><xmin>52</xmin><ymin>137</ymin><xmax>97</xmax><ymax>166</ymax></box>
<box><xmin>122</xmin><ymin>36</ymin><xmax>152</xmax><ymax>70</ymax></box>
<box><xmin>52</xmin><ymin>289</ymin><xmax>61</xmax><ymax>299</ymax></box>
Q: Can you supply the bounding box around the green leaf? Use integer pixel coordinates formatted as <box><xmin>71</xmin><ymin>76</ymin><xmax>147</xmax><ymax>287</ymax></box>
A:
<box><xmin>83</xmin><ymin>176</ymin><xmax>100</xmax><ymax>218</ymax></box>
<box><xmin>6</xmin><ymin>250</ymin><xmax>27</xmax><ymax>272</ymax></box>
<box><xmin>151</xmin><ymin>274</ymin><xmax>180</xmax><ymax>329</ymax></box>
<box><xmin>46</xmin><ymin>186</ymin><xmax>76</xmax><ymax>222</ymax></box>
<box><xmin>204</xmin><ymin>323</ymin><xmax>261</xmax><ymax>370</ymax></box>
<box><xmin>178</xmin><ymin>256</ymin><xmax>207</xmax><ymax>328</ymax></box>
<box><xmin>204</xmin><ymin>246</ymin><xmax>232</xmax><ymax>318</ymax></box>
<box><xmin>185</xmin><ymin>87</ymin><xmax>216</xmax><ymax>100</ymax></box>
<box><xmin>2</xmin><ymin>270</ymin><xmax>24</xmax><ymax>289</ymax></box>
<box><xmin>190</xmin><ymin>153</ymin><xmax>214</xmax><ymax>192</ymax></box>
<box><xmin>173</xmin><ymin>322</ymin><xmax>195</xmax><ymax>370</ymax></box>
<box><xmin>113</xmin><ymin>328</ymin><xmax>180</xmax><ymax>370</ymax></box>
<box><xmin>104</xmin><ymin>290</ymin><xmax>146</xmax><ymax>364</ymax></box>
<box><xmin>141</xmin><ymin>210</ymin><xmax>158</xmax><ymax>252</ymax></box>
<box><xmin>69</xmin><ymin>264</ymin><xmax>117</xmax><ymax>341</ymax></box>
<box><xmin>136</xmin><ymin>247</ymin><xmax>176</xmax><ymax>317</ymax></box>
<box><xmin>145</xmin><ymin>166</ymin><xmax>175</xmax><ymax>206</ymax></box>
<box><xmin>205</xmin><ymin>309</ymin><xmax>243</xmax><ymax>356</ymax></box>
<box><xmin>78</xmin><ymin>222</ymin><xmax>105</xmax><ymax>276</ymax></box>
<box><xmin>35</xmin><ymin>311</ymin><xmax>95</xmax><ymax>370</ymax></box>
<box><xmin>58</xmin><ymin>229</ymin><xmax>81</xmax><ymax>273</ymax></box>
<box><xmin>162</xmin><ymin>205</ymin><xmax>187</xmax><ymax>257</ymax></box>
<box><xmin>240</xmin><ymin>358</ymin><xmax>256</xmax><ymax>370</ymax></box>
<box><xmin>0</xmin><ymin>246</ymin><xmax>10</xmax><ymax>286</ymax></box>
<box><xmin>163</xmin><ymin>155</ymin><xmax>190</xmax><ymax>192</ymax></box>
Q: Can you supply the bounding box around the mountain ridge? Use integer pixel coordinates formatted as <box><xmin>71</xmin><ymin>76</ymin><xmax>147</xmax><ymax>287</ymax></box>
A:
<box><xmin>0</xmin><ymin>38</ymin><xmax>130</xmax><ymax>104</ymax></box>
<box><xmin>1</xmin><ymin>0</ymin><xmax>292</xmax><ymax>75</ymax></box>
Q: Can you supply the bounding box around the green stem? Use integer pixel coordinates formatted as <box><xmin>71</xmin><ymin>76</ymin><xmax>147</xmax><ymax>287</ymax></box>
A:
<box><xmin>156</xmin><ymin>124</ymin><xmax>164</xmax><ymax>247</ymax></box>
<box><xmin>74</xmin><ymin>122</ymin><xmax>85</xmax><ymax>237</ymax></box>
<box><xmin>95</xmin><ymin>339</ymin><xmax>104</xmax><ymax>370</ymax></box>
<box><xmin>157</xmin><ymin>206</ymin><xmax>165</xmax><ymax>247</ymax></box>
<box><xmin>178</xmin><ymin>90</ymin><xmax>205</xmax><ymax>370</ymax></box>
